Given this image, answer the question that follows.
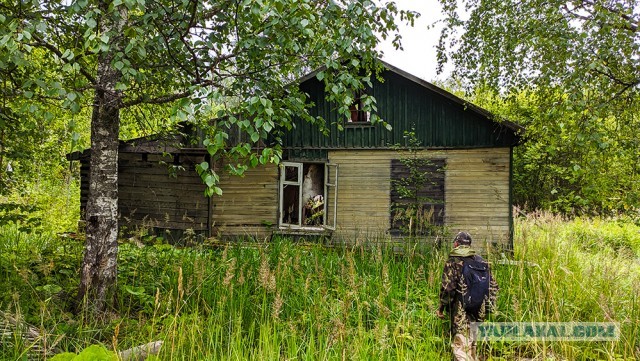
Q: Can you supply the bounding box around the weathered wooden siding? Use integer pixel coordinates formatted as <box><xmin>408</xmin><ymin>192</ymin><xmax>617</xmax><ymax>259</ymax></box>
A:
<box><xmin>211</xmin><ymin>163</ymin><xmax>278</xmax><ymax>238</ymax></box>
<box><xmin>79</xmin><ymin>157</ymin><xmax>90</xmax><ymax>215</ymax></box>
<box><xmin>118</xmin><ymin>153</ymin><xmax>209</xmax><ymax>240</ymax></box>
<box><xmin>444</xmin><ymin>148</ymin><xmax>511</xmax><ymax>250</ymax></box>
<box><xmin>328</xmin><ymin>151</ymin><xmax>392</xmax><ymax>240</ymax></box>
<box><xmin>328</xmin><ymin>148</ymin><xmax>511</xmax><ymax>249</ymax></box>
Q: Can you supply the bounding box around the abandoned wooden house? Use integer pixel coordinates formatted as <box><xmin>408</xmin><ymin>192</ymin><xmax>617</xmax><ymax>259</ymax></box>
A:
<box><xmin>69</xmin><ymin>61</ymin><xmax>522</xmax><ymax>251</ymax></box>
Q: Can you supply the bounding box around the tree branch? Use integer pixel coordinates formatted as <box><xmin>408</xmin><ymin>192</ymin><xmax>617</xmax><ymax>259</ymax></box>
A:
<box><xmin>30</xmin><ymin>34</ymin><xmax>97</xmax><ymax>85</ymax></box>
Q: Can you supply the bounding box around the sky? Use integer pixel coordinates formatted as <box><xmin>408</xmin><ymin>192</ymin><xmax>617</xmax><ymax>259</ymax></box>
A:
<box><xmin>377</xmin><ymin>0</ymin><xmax>450</xmax><ymax>82</ymax></box>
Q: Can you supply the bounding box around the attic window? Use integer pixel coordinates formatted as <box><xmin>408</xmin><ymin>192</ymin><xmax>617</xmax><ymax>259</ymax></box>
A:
<box><xmin>348</xmin><ymin>90</ymin><xmax>370</xmax><ymax>123</ymax></box>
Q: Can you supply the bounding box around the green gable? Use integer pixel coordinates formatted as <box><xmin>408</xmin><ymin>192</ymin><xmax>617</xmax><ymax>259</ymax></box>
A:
<box><xmin>283</xmin><ymin>62</ymin><xmax>521</xmax><ymax>150</ymax></box>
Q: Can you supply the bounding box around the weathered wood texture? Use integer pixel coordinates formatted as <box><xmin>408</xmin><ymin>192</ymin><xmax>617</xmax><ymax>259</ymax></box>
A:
<box><xmin>328</xmin><ymin>148</ymin><xmax>511</xmax><ymax>249</ymax></box>
<box><xmin>444</xmin><ymin>148</ymin><xmax>511</xmax><ymax>250</ymax></box>
<box><xmin>117</xmin><ymin>153</ymin><xmax>209</xmax><ymax>240</ymax></box>
<box><xmin>210</xmin><ymin>163</ymin><xmax>278</xmax><ymax>239</ymax></box>
<box><xmin>390</xmin><ymin>158</ymin><xmax>446</xmax><ymax>236</ymax></box>
<box><xmin>328</xmin><ymin>151</ymin><xmax>393</xmax><ymax>240</ymax></box>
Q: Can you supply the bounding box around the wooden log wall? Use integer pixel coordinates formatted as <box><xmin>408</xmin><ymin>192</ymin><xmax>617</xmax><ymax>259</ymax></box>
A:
<box><xmin>328</xmin><ymin>148</ymin><xmax>511</xmax><ymax>250</ymax></box>
<box><xmin>117</xmin><ymin>152</ymin><xmax>209</xmax><ymax>240</ymax></box>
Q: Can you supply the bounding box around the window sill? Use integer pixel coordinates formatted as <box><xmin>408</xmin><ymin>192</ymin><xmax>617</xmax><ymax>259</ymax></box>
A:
<box><xmin>344</xmin><ymin>122</ymin><xmax>374</xmax><ymax>128</ymax></box>
<box><xmin>275</xmin><ymin>226</ymin><xmax>332</xmax><ymax>235</ymax></box>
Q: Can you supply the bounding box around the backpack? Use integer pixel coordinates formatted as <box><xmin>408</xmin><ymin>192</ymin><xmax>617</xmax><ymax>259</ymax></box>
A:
<box><xmin>460</xmin><ymin>257</ymin><xmax>491</xmax><ymax>313</ymax></box>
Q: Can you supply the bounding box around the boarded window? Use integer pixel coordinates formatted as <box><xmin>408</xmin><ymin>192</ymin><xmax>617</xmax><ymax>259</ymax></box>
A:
<box><xmin>390</xmin><ymin>158</ymin><xmax>445</xmax><ymax>236</ymax></box>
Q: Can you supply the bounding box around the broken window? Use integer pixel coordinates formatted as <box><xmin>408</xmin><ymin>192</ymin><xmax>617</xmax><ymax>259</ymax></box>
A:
<box><xmin>348</xmin><ymin>90</ymin><xmax>370</xmax><ymax>123</ymax></box>
<box><xmin>279</xmin><ymin>162</ymin><xmax>338</xmax><ymax>229</ymax></box>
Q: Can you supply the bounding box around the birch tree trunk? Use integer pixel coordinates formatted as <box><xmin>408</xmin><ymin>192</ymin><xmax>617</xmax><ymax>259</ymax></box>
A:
<box><xmin>76</xmin><ymin>1</ymin><xmax>125</xmax><ymax>313</ymax></box>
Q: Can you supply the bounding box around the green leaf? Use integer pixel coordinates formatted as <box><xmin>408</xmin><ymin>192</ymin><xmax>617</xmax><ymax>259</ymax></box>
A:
<box><xmin>196</xmin><ymin>161</ymin><xmax>209</xmax><ymax>173</ymax></box>
<box><xmin>125</xmin><ymin>286</ymin><xmax>145</xmax><ymax>296</ymax></box>
<box><xmin>38</xmin><ymin>284</ymin><xmax>62</xmax><ymax>294</ymax></box>
<box><xmin>70</xmin><ymin>102</ymin><xmax>81</xmax><ymax>113</ymax></box>
<box><xmin>75</xmin><ymin>344</ymin><xmax>117</xmax><ymax>360</ymax></box>
<box><xmin>204</xmin><ymin>174</ymin><xmax>215</xmax><ymax>187</ymax></box>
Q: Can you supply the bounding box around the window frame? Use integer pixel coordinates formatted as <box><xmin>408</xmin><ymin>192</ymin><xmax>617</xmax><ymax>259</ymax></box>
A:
<box><xmin>346</xmin><ymin>89</ymin><xmax>371</xmax><ymax>125</ymax></box>
<box><xmin>278</xmin><ymin>161</ymin><xmax>338</xmax><ymax>230</ymax></box>
<box><xmin>279</xmin><ymin>162</ymin><xmax>303</xmax><ymax>227</ymax></box>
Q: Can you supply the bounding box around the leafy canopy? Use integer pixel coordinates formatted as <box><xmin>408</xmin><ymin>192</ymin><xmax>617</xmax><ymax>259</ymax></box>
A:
<box><xmin>1</xmin><ymin>0</ymin><xmax>417</xmax><ymax>195</ymax></box>
<box><xmin>437</xmin><ymin>0</ymin><xmax>640</xmax><ymax>214</ymax></box>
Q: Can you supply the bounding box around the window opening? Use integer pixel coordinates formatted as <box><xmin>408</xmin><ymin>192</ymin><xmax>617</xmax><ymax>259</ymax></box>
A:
<box><xmin>348</xmin><ymin>90</ymin><xmax>370</xmax><ymax>123</ymax></box>
<box><xmin>280</xmin><ymin>163</ymin><xmax>303</xmax><ymax>226</ymax></box>
<box><xmin>280</xmin><ymin>162</ymin><xmax>337</xmax><ymax>229</ymax></box>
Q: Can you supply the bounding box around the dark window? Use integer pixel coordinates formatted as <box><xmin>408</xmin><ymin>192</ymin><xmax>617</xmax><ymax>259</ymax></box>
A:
<box><xmin>390</xmin><ymin>158</ymin><xmax>445</xmax><ymax>236</ymax></box>
<box><xmin>348</xmin><ymin>90</ymin><xmax>369</xmax><ymax>123</ymax></box>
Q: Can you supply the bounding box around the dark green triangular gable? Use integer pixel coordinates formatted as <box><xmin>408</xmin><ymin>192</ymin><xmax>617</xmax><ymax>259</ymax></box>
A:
<box><xmin>283</xmin><ymin>64</ymin><xmax>521</xmax><ymax>150</ymax></box>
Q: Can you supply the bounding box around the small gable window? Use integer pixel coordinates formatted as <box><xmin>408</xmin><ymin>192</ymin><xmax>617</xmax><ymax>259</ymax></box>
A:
<box><xmin>348</xmin><ymin>90</ymin><xmax>370</xmax><ymax>123</ymax></box>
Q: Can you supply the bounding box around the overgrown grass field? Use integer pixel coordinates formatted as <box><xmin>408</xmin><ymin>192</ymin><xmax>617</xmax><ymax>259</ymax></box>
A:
<box><xmin>1</xmin><ymin>213</ymin><xmax>639</xmax><ymax>360</ymax></box>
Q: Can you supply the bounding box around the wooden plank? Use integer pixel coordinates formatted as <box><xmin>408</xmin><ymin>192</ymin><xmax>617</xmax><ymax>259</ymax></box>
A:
<box><xmin>329</xmin><ymin>150</ymin><xmax>391</xmax><ymax>235</ymax></box>
<box><xmin>118</xmin><ymin>174</ymin><xmax>204</xmax><ymax>186</ymax></box>
<box><xmin>211</xmin><ymin>164</ymin><xmax>278</xmax><ymax>235</ymax></box>
<box><xmin>327</xmin><ymin>148</ymin><xmax>512</xmax><ymax>242</ymax></box>
<box><xmin>119</xmin><ymin>191</ymin><xmax>207</xmax><ymax>202</ymax></box>
<box><xmin>120</xmin><ymin>206</ymin><xmax>208</xmax><ymax>217</ymax></box>
<box><xmin>119</xmin><ymin>208</ymin><xmax>208</xmax><ymax>219</ymax></box>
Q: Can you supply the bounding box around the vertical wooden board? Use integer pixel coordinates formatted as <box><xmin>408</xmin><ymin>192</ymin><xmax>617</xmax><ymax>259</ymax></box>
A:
<box><xmin>211</xmin><ymin>163</ymin><xmax>278</xmax><ymax>237</ymax></box>
<box><xmin>117</xmin><ymin>153</ymin><xmax>210</xmax><ymax>234</ymax></box>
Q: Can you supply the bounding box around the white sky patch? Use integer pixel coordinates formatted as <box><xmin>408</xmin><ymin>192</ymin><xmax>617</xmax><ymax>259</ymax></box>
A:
<box><xmin>377</xmin><ymin>0</ymin><xmax>452</xmax><ymax>82</ymax></box>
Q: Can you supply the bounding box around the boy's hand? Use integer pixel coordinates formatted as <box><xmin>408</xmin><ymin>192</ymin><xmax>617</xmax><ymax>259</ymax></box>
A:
<box><xmin>436</xmin><ymin>309</ymin><xmax>445</xmax><ymax>319</ymax></box>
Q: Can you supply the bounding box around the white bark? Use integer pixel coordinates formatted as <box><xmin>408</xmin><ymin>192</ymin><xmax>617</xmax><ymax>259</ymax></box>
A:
<box><xmin>77</xmin><ymin>0</ymin><xmax>126</xmax><ymax>313</ymax></box>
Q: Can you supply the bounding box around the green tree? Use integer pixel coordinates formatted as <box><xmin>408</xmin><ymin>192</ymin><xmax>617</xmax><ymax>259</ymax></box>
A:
<box><xmin>437</xmin><ymin>0</ymin><xmax>640</xmax><ymax>214</ymax></box>
<box><xmin>469</xmin><ymin>87</ymin><xmax>640</xmax><ymax>214</ymax></box>
<box><xmin>1</xmin><ymin>0</ymin><xmax>416</xmax><ymax>313</ymax></box>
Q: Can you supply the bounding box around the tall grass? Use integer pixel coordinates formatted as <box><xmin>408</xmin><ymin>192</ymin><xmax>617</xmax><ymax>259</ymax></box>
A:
<box><xmin>1</xmin><ymin>213</ymin><xmax>639</xmax><ymax>360</ymax></box>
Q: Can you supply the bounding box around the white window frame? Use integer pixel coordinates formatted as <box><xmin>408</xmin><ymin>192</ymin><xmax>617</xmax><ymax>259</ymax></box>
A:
<box><xmin>279</xmin><ymin>162</ymin><xmax>303</xmax><ymax>227</ymax></box>
<box><xmin>278</xmin><ymin>161</ymin><xmax>338</xmax><ymax>230</ymax></box>
<box><xmin>324</xmin><ymin>163</ymin><xmax>338</xmax><ymax>230</ymax></box>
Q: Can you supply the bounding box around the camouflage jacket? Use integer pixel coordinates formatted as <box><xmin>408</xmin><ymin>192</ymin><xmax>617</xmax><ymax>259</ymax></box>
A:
<box><xmin>438</xmin><ymin>246</ymin><xmax>499</xmax><ymax>334</ymax></box>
